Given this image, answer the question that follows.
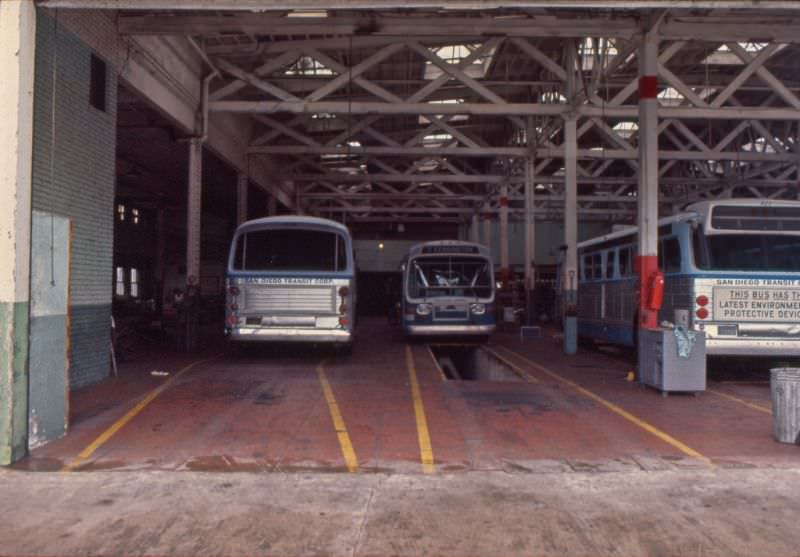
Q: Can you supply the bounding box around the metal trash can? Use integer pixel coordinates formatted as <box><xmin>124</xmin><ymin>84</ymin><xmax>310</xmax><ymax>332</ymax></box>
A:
<box><xmin>770</xmin><ymin>368</ymin><xmax>800</xmax><ymax>445</ymax></box>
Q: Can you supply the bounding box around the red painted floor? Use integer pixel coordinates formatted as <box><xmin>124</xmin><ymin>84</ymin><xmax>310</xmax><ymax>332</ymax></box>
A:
<box><xmin>19</xmin><ymin>318</ymin><xmax>798</xmax><ymax>473</ymax></box>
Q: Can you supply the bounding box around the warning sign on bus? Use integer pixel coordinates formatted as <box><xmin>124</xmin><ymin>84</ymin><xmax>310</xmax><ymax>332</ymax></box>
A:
<box><xmin>713</xmin><ymin>286</ymin><xmax>800</xmax><ymax>322</ymax></box>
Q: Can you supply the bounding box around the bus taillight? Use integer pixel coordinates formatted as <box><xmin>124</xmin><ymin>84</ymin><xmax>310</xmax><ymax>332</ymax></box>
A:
<box><xmin>696</xmin><ymin>295</ymin><xmax>709</xmax><ymax>307</ymax></box>
<box><xmin>338</xmin><ymin>286</ymin><xmax>350</xmax><ymax>297</ymax></box>
<box><xmin>229</xmin><ymin>286</ymin><xmax>240</xmax><ymax>296</ymax></box>
<box><xmin>696</xmin><ymin>307</ymin><xmax>709</xmax><ymax>319</ymax></box>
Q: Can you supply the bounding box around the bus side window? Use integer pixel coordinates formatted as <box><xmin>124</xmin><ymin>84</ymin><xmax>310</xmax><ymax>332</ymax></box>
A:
<box><xmin>619</xmin><ymin>247</ymin><xmax>630</xmax><ymax>276</ymax></box>
<box><xmin>605</xmin><ymin>250</ymin><xmax>616</xmax><ymax>279</ymax></box>
<box><xmin>592</xmin><ymin>253</ymin><xmax>602</xmax><ymax>280</ymax></box>
<box><xmin>580</xmin><ymin>254</ymin><xmax>588</xmax><ymax>280</ymax></box>
<box><xmin>692</xmin><ymin>229</ymin><xmax>707</xmax><ymax>269</ymax></box>
<box><xmin>662</xmin><ymin>237</ymin><xmax>681</xmax><ymax>273</ymax></box>
<box><xmin>233</xmin><ymin>233</ymin><xmax>246</xmax><ymax>270</ymax></box>
<box><xmin>336</xmin><ymin>235</ymin><xmax>347</xmax><ymax>271</ymax></box>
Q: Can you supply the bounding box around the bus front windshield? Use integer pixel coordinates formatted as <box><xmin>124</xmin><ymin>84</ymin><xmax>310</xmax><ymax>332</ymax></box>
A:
<box><xmin>233</xmin><ymin>228</ymin><xmax>347</xmax><ymax>272</ymax></box>
<box><xmin>408</xmin><ymin>256</ymin><xmax>492</xmax><ymax>298</ymax></box>
<box><xmin>696</xmin><ymin>233</ymin><xmax>800</xmax><ymax>272</ymax></box>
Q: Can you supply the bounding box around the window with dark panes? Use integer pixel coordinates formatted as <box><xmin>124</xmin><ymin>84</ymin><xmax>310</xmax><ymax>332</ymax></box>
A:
<box><xmin>618</xmin><ymin>247</ymin><xmax>631</xmax><ymax>276</ymax></box>
<box><xmin>605</xmin><ymin>250</ymin><xmax>616</xmax><ymax>279</ymax></box>
<box><xmin>662</xmin><ymin>237</ymin><xmax>682</xmax><ymax>273</ymax></box>
<box><xmin>232</xmin><ymin>228</ymin><xmax>347</xmax><ymax>272</ymax></box>
<box><xmin>692</xmin><ymin>229</ymin><xmax>706</xmax><ymax>268</ymax></box>
<box><xmin>701</xmin><ymin>235</ymin><xmax>800</xmax><ymax>271</ymax></box>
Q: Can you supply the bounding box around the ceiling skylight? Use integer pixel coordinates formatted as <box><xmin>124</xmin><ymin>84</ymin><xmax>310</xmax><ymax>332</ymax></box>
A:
<box><xmin>424</xmin><ymin>43</ymin><xmax>496</xmax><ymax>80</ymax></box>
<box><xmin>419</xmin><ymin>99</ymin><xmax>468</xmax><ymax>124</ymax></box>
<box><xmin>422</xmin><ymin>133</ymin><xmax>454</xmax><ymax>147</ymax></box>
<box><xmin>578</xmin><ymin>38</ymin><xmax>619</xmax><ymax>71</ymax></box>
<box><xmin>701</xmin><ymin>42</ymin><xmax>784</xmax><ymax>65</ymax></box>
<box><xmin>285</xmin><ymin>56</ymin><xmax>334</xmax><ymax>76</ymax></box>
<box><xmin>613</xmin><ymin>121</ymin><xmax>638</xmax><ymax>139</ymax></box>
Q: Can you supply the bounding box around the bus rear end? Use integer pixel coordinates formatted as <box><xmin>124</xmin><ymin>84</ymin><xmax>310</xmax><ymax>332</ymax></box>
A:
<box><xmin>225</xmin><ymin>218</ymin><xmax>355</xmax><ymax>345</ymax></box>
<box><xmin>689</xmin><ymin>202</ymin><xmax>800</xmax><ymax>357</ymax></box>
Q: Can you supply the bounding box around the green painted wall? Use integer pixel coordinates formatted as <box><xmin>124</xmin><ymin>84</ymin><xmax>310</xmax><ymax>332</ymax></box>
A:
<box><xmin>0</xmin><ymin>302</ymin><xmax>30</xmax><ymax>464</ymax></box>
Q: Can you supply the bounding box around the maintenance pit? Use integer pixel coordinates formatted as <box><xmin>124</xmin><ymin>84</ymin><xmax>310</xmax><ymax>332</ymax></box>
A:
<box><xmin>430</xmin><ymin>344</ymin><xmax>523</xmax><ymax>382</ymax></box>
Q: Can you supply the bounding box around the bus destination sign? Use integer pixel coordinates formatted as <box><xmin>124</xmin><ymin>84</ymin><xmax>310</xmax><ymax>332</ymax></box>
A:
<box><xmin>421</xmin><ymin>245</ymin><xmax>479</xmax><ymax>255</ymax></box>
<box><xmin>243</xmin><ymin>277</ymin><xmax>335</xmax><ymax>285</ymax></box>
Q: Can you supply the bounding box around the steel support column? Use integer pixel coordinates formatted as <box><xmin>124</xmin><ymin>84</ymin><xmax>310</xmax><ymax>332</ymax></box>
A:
<box><xmin>637</xmin><ymin>30</ymin><xmax>661</xmax><ymax>332</ymax></box>
<box><xmin>563</xmin><ymin>114</ymin><xmax>579</xmax><ymax>355</ymax></box>
<box><xmin>236</xmin><ymin>172</ymin><xmax>248</xmax><ymax>225</ymax></box>
<box><xmin>470</xmin><ymin>214</ymin><xmax>480</xmax><ymax>243</ymax></box>
<box><xmin>499</xmin><ymin>181</ymin><xmax>510</xmax><ymax>282</ymax></box>
<box><xmin>184</xmin><ymin>138</ymin><xmax>203</xmax><ymax>352</ymax></box>
<box><xmin>0</xmin><ymin>0</ymin><xmax>36</xmax><ymax>464</ymax></box>
<box><xmin>154</xmin><ymin>205</ymin><xmax>167</xmax><ymax>321</ymax></box>
<box><xmin>482</xmin><ymin>204</ymin><xmax>493</xmax><ymax>254</ymax></box>
<box><xmin>524</xmin><ymin>154</ymin><xmax>536</xmax><ymax>326</ymax></box>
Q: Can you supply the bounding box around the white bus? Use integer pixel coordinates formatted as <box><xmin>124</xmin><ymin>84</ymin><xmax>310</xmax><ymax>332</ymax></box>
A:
<box><xmin>570</xmin><ymin>199</ymin><xmax>800</xmax><ymax>357</ymax></box>
<box><xmin>401</xmin><ymin>240</ymin><xmax>496</xmax><ymax>340</ymax></box>
<box><xmin>225</xmin><ymin>216</ymin><xmax>356</xmax><ymax>349</ymax></box>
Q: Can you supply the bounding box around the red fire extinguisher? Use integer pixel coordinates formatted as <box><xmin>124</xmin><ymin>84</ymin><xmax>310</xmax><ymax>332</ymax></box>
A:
<box><xmin>647</xmin><ymin>271</ymin><xmax>665</xmax><ymax>311</ymax></box>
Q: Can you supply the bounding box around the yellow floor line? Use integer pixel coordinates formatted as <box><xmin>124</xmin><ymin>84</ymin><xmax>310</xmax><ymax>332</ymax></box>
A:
<box><xmin>406</xmin><ymin>345</ymin><xmax>436</xmax><ymax>474</ymax></box>
<box><xmin>62</xmin><ymin>355</ymin><xmax>218</xmax><ymax>472</ymax></box>
<box><xmin>708</xmin><ymin>388</ymin><xmax>772</xmax><ymax>415</ymax></box>
<box><xmin>495</xmin><ymin>345</ymin><xmax>715</xmax><ymax>468</ymax></box>
<box><xmin>426</xmin><ymin>344</ymin><xmax>448</xmax><ymax>382</ymax></box>
<box><xmin>317</xmin><ymin>360</ymin><xmax>359</xmax><ymax>473</ymax></box>
<box><xmin>484</xmin><ymin>346</ymin><xmax>540</xmax><ymax>383</ymax></box>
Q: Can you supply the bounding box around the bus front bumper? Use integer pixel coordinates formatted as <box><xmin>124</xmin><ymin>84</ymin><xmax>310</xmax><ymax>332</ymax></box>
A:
<box><xmin>228</xmin><ymin>327</ymin><xmax>353</xmax><ymax>343</ymax></box>
<box><xmin>406</xmin><ymin>324</ymin><xmax>495</xmax><ymax>336</ymax></box>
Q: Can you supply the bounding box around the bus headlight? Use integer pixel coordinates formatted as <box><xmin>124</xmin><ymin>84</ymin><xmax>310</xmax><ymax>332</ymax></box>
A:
<box><xmin>469</xmin><ymin>303</ymin><xmax>486</xmax><ymax>315</ymax></box>
<box><xmin>416</xmin><ymin>303</ymin><xmax>432</xmax><ymax>316</ymax></box>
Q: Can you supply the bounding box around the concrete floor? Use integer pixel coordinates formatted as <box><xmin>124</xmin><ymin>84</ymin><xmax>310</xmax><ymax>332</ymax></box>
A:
<box><xmin>2</xmin><ymin>468</ymin><xmax>800</xmax><ymax>556</ymax></box>
<box><xmin>3</xmin><ymin>317</ymin><xmax>799</xmax><ymax>555</ymax></box>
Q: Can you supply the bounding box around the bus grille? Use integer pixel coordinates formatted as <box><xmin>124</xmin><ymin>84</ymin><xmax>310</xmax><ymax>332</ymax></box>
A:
<box><xmin>244</xmin><ymin>285</ymin><xmax>335</xmax><ymax>314</ymax></box>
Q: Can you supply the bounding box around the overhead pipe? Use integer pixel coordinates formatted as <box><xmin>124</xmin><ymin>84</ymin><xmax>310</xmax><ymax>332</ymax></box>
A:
<box><xmin>186</xmin><ymin>36</ymin><xmax>220</xmax><ymax>143</ymax></box>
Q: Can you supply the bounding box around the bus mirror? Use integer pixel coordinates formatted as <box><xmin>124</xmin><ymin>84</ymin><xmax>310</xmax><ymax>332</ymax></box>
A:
<box><xmin>647</xmin><ymin>271</ymin><xmax>665</xmax><ymax>311</ymax></box>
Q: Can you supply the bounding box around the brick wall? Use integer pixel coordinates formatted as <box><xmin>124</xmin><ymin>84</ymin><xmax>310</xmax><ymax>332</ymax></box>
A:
<box><xmin>31</xmin><ymin>11</ymin><xmax>117</xmax><ymax>388</ymax></box>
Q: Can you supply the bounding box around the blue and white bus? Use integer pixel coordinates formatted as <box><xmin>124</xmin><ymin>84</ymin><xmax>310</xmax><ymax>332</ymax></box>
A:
<box><xmin>571</xmin><ymin>199</ymin><xmax>800</xmax><ymax>357</ymax></box>
<box><xmin>401</xmin><ymin>240</ymin><xmax>496</xmax><ymax>339</ymax></box>
<box><xmin>225</xmin><ymin>216</ymin><xmax>356</xmax><ymax>348</ymax></box>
